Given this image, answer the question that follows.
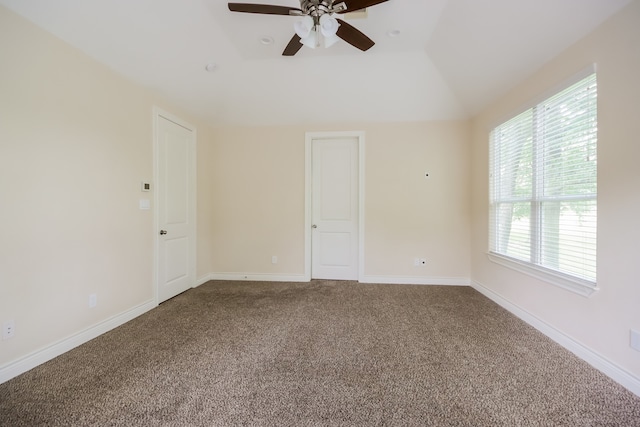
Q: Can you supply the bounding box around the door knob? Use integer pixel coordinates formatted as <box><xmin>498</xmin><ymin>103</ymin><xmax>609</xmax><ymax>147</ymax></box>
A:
<box><xmin>312</xmin><ymin>224</ymin><xmax>317</xmax><ymax>229</ymax></box>
<box><xmin>159</xmin><ymin>230</ymin><xmax>167</xmax><ymax>235</ymax></box>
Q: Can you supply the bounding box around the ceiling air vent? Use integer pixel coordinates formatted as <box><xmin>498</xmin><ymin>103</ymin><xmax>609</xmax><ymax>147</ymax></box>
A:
<box><xmin>344</xmin><ymin>8</ymin><xmax>368</xmax><ymax>19</ymax></box>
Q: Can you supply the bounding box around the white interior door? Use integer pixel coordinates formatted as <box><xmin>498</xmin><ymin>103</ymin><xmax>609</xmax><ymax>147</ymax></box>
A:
<box><xmin>156</xmin><ymin>112</ymin><xmax>196</xmax><ymax>303</ymax></box>
<box><xmin>311</xmin><ymin>137</ymin><xmax>359</xmax><ymax>280</ymax></box>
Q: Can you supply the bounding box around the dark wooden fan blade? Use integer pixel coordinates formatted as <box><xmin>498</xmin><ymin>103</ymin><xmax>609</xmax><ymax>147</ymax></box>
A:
<box><xmin>335</xmin><ymin>18</ymin><xmax>375</xmax><ymax>51</ymax></box>
<box><xmin>341</xmin><ymin>0</ymin><xmax>388</xmax><ymax>13</ymax></box>
<box><xmin>282</xmin><ymin>34</ymin><xmax>303</xmax><ymax>56</ymax></box>
<box><xmin>228</xmin><ymin>3</ymin><xmax>302</xmax><ymax>15</ymax></box>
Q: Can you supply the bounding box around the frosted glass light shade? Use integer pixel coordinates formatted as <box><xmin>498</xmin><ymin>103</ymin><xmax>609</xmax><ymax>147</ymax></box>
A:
<box><xmin>300</xmin><ymin>29</ymin><xmax>318</xmax><ymax>48</ymax></box>
<box><xmin>324</xmin><ymin>34</ymin><xmax>340</xmax><ymax>48</ymax></box>
<box><xmin>319</xmin><ymin>14</ymin><xmax>339</xmax><ymax>37</ymax></box>
<box><xmin>294</xmin><ymin>16</ymin><xmax>314</xmax><ymax>39</ymax></box>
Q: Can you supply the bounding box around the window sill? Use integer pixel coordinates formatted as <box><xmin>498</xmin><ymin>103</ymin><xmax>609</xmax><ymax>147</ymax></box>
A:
<box><xmin>487</xmin><ymin>252</ymin><xmax>599</xmax><ymax>297</ymax></box>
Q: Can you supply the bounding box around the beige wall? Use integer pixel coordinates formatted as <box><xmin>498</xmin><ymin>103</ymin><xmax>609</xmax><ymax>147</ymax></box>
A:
<box><xmin>0</xmin><ymin>6</ymin><xmax>214</xmax><ymax>368</ymax></box>
<box><xmin>203</xmin><ymin>126</ymin><xmax>307</xmax><ymax>276</ymax></box>
<box><xmin>470</xmin><ymin>1</ymin><xmax>640</xmax><ymax>379</ymax></box>
<box><xmin>364</xmin><ymin>122</ymin><xmax>470</xmax><ymax>280</ymax></box>
<box><xmin>200</xmin><ymin>121</ymin><xmax>471</xmax><ymax>282</ymax></box>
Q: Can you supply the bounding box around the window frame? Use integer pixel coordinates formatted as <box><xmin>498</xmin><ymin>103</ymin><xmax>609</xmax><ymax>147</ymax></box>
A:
<box><xmin>487</xmin><ymin>65</ymin><xmax>599</xmax><ymax>297</ymax></box>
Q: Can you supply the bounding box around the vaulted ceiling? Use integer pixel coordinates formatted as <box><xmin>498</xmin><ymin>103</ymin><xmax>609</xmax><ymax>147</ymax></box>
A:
<box><xmin>0</xmin><ymin>0</ymin><xmax>630</xmax><ymax>125</ymax></box>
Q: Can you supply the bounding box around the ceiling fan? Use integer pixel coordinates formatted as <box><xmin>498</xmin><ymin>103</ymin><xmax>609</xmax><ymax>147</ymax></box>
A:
<box><xmin>228</xmin><ymin>0</ymin><xmax>389</xmax><ymax>56</ymax></box>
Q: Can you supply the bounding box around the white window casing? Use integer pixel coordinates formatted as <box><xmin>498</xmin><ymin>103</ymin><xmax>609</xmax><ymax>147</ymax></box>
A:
<box><xmin>489</xmin><ymin>68</ymin><xmax>598</xmax><ymax>296</ymax></box>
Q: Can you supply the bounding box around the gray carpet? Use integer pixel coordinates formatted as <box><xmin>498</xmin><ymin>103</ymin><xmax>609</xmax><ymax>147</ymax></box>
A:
<box><xmin>1</xmin><ymin>280</ymin><xmax>639</xmax><ymax>426</ymax></box>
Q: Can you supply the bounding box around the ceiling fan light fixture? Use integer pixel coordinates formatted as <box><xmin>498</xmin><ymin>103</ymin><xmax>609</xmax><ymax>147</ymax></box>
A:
<box><xmin>300</xmin><ymin>29</ymin><xmax>318</xmax><ymax>48</ymax></box>
<box><xmin>227</xmin><ymin>0</ymin><xmax>388</xmax><ymax>56</ymax></box>
<box><xmin>294</xmin><ymin>15</ymin><xmax>314</xmax><ymax>39</ymax></box>
<box><xmin>323</xmin><ymin>33</ymin><xmax>340</xmax><ymax>48</ymax></box>
<box><xmin>319</xmin><ymin>14</ymin><xmax>340</xmax><ymax>37</ymax></box>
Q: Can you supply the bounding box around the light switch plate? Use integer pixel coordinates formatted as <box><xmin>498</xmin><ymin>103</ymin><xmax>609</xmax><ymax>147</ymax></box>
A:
<box><xmin>139</xmin><ymin>199</ymin><xmax>151</xmax><ymax>210</ymax></box>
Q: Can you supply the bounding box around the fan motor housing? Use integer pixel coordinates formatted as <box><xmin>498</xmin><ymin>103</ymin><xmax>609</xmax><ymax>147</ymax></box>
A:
<box><xmin>300</xmin><ymin>0</ymin><xmax>346</xmax><ymax>17</ymax></box>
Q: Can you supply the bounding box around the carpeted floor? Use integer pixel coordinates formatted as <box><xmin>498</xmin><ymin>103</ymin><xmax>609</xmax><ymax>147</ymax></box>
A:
<box><xmin>1</xmin><ymin>280</ymin><xmax>639</xmax><ymax>426</ymax></box>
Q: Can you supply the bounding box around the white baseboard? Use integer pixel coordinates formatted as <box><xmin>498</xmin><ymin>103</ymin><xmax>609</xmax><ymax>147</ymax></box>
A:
<box><xmin>201</xmin><ymin>273</ymin><xmax>470</xmax><ymax>286</ymax></box>
<box><xmin>195</xmin><ymin>274</ymin><xmax>214</xmax><ymax>287</ymax></box>
<box><xmin>206</xmin><ymin>272</ymin><xmax>309</xmax><ymax>283</ymax></box>
<box><xmin>0</xmin><ymin>300</ymin><xmax>156</xmax><ymax>385</ymax></box>
<box><xmin>471</xmin><ymin>280</ymin><xmax>640</xmax><ymax>397</ymax></box>
<box><xmin>360</xmin><ymin>275</ymin><xmax>470</xmax><ymax>286</ymax></box>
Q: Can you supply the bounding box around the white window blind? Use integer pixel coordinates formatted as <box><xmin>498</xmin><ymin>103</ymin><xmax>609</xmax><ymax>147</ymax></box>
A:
<box><xmin>489</xmin><ymin>73</ymin><xmax>597</xmax><ymax>288</ymax></box>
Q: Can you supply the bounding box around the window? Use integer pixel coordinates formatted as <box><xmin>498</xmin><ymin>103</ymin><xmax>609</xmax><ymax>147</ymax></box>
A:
<box><xmin>489</xmin><ymin>71</ymin><xmax>598</xmax><ymax>294</ymax></box>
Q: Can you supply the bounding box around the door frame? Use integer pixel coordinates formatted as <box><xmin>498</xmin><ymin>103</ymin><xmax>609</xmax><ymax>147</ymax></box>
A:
<box><xmin>152</xmin><ymin>107</ymin><xmax>197</xmax><ymax>304</ymax></box>
<box><xmin>304</xmin><ymin>131</ymin><xmax>365</xmax><ymax>282</ymax></box>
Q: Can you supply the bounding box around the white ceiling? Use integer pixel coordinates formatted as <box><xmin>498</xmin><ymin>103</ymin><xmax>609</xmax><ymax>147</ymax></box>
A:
<box><xmin>0</xmin><ymin>0</ymin><xmax>631</xmax><ymax>126</ymax></box>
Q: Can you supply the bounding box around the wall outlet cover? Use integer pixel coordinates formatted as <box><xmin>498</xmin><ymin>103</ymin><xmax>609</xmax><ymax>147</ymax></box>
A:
<box><xmin>2</xmin><ymin>320</ymin><xmax>15</xmax><ymax>340</ymax></box>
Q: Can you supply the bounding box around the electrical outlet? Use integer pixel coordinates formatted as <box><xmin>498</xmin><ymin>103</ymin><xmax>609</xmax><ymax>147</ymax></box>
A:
<box><xmin>271</xmin><ymin>255</ymin><xmax>278</xmax><ymax>264</ymax></box>
<box><xmin>2</xmin><ymin>320</ymin><xmax>15</xmax><ymax>340</ymax></box>
<box><xmin>414</xmin><ymin>258</ymin><xmax>420</xmax><ymax>266</ymax></box>
<box><xmin>89</xmin><ymin>293</ymin><xmax>97</xmax><ymax>308</ymax></box>
<box><xmin>631</xmin><ymin>330</ymin><xmax>640</xmax><ymax>352</ymax></box>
